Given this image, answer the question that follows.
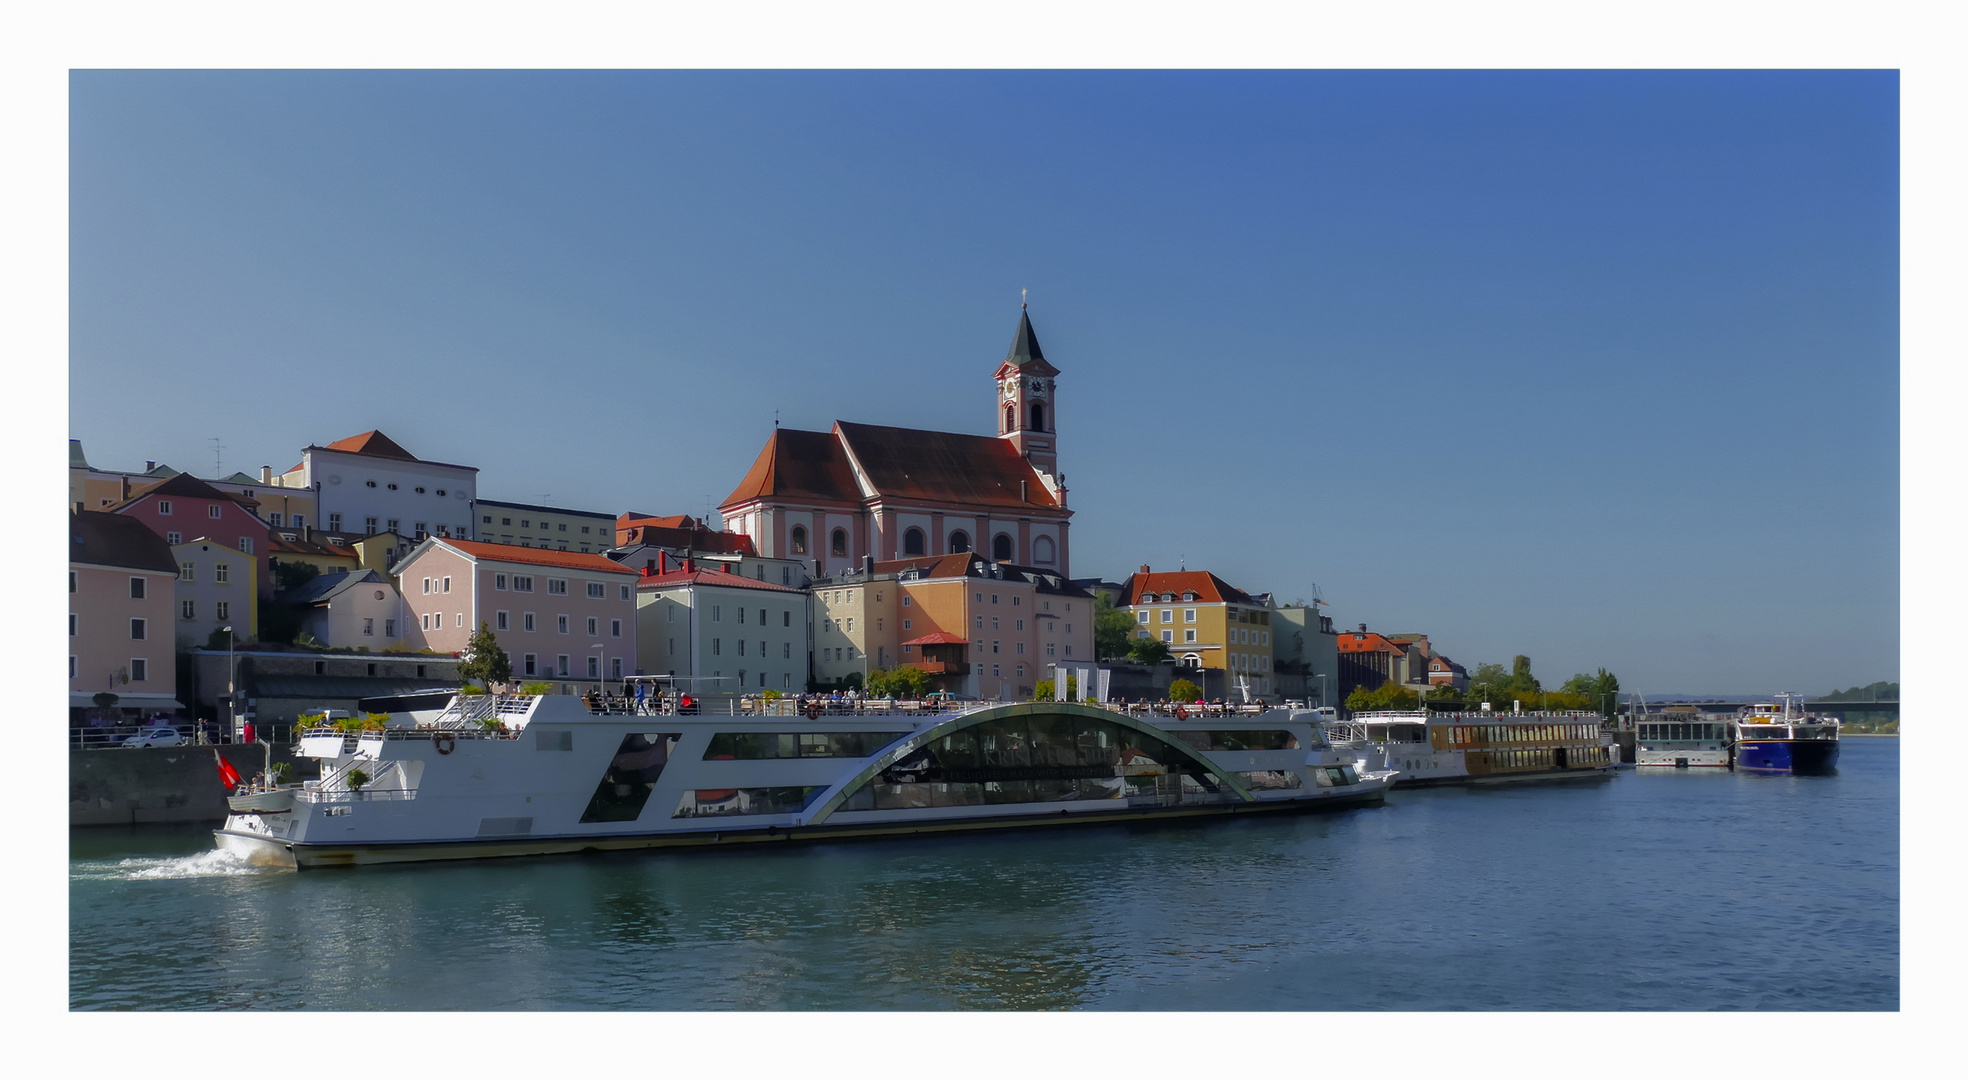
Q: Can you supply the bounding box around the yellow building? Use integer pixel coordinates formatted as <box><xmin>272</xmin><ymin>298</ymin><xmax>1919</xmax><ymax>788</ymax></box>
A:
<box><xmin>1119</xmin><ymin>566</ymin><xmax>1276</xmax><ymax>697</ymax></box>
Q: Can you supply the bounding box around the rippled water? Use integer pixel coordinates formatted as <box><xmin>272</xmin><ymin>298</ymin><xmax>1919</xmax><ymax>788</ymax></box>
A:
<box><xmin>69</xmin><ymin>738</ymin><xmax>1897</xmax><ymax>1010</ymax></box>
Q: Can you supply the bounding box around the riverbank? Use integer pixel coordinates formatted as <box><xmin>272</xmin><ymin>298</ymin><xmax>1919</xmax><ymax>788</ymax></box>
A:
<box><xmin>70</xmin><ymin>744</ymin><xmax>314</xmax><ymax>826</ymax></box>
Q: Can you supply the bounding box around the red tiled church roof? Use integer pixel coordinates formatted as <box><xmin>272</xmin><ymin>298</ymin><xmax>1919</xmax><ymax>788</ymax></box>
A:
<box><xmin>722</xmin><ymin>428</ymin><xmax>861</xmax><ymax>507</ymax></box>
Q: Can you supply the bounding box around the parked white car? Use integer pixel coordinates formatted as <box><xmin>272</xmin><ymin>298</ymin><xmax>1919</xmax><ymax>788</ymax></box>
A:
<box><xmin>120</xmin><ymin>726</ymin><xmax>184</xmax><ymax>748</ymax></box>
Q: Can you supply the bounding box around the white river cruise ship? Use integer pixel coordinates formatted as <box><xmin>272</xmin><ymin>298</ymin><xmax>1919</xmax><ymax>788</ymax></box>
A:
<box><xmin>1325</xmin><ymin>709</ymin><xmax>1618</xmax><ymax>786</ymax></box>
<box><xmin>215</xmin><ymin>691</ymin><xmax>1394</xmax><ymax>868</ymax></box>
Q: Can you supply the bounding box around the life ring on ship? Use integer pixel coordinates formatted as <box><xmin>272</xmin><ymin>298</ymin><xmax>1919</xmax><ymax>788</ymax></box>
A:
<box><xmin>1174</xmin><ymin>705</ymin><xmax>1189</xmax><ymax>721</ymax></box>
<box><xmin>433</xmin><ymin>731</ymin><xmax>456</xmax><ymax>755</ymax></box>
<box><xmin>805</xmin><ymin>701</ymin><xmax>823</xmax><ymax>721</ymax></box>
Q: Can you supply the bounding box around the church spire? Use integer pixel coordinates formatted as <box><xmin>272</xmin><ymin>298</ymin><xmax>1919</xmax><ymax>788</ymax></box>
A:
<box><xmin>1005</xmin><ymin>308</ymin><xmax>1048</xmax><ymax>370</ymax></box>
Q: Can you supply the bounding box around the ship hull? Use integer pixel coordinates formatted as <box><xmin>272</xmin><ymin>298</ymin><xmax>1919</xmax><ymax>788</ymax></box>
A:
<box><xmin>1736</xmin><ymin>738</ymin><xmax>1839</xmax><ymax>775</ymax></box>
<box><xmin>219</xmin><ymin>785</ymin><xmax>1387</xmax><ymax>869</ymax></box>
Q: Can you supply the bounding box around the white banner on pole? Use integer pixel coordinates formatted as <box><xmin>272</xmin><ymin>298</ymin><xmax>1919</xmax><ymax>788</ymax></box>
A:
<box><xmin>1054</xmin><ymin>668</ymin><xmax>1068</xmax><ymax>702</ymax></box>
<box><xmin>1079</xmin><ymin>668</ymin><xmax>1094</xmax><ymax>703</ymax></box>
<box><xmin>1097</xmin><ymin>668</ymin><xmax>1111</xmax><ymax>704</ymax></box>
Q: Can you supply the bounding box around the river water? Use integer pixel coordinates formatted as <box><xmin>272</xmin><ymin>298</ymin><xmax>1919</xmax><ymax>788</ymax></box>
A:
<box><xmin>68</xmin><ymin>738</ymin><xmax>1897</xmax><ymax>1011</ymax></box>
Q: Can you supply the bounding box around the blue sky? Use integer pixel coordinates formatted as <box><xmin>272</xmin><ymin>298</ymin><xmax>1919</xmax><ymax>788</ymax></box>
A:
<box><xmin>68</xmin><ymin>70</ymin><xmax>1898</xmax><ymax>695</ymax></box>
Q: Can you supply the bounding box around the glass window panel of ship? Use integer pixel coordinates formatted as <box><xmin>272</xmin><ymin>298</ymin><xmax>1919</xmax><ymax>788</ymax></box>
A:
<box><xmin>840</xmin><ymin>716</ymin><xmax>1202</xmax><ymax>811</ymax></box>
<box><xmin>703</xmin><ymin>731</ymin><xmax>900</xmax><ymax>759</ymax></box>
<box><xmin>673</xmin><ymin>786</ymin><xmax>826</xmax><ymax>818</ymax></box>
<box><xmin>580</xmin><ymin>733</ymin><xmax>684</xmax><ymax>823</ymax></box>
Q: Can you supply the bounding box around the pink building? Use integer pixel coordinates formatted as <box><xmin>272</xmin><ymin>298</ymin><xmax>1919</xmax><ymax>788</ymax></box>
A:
<box><xmin>108</xmin><ymin>472</ymin><xmax>275</xmax><ymax>598</ymax></box>
<box><xmin>394</xmin><ymin>538</ymin><xmax>640</xmax><ymax>692</ymax></box>
<box><xmin>71</xmin><ymin>511</ymin><xmax>181</xmax><ymax>721</ymax></box>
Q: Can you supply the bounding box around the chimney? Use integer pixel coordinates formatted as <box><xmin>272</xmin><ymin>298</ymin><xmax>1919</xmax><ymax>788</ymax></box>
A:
<box><xmin>1020</xmin><ymin>479</ymin><xmax>1027</xmax><ymax>502</ymax></box>
<box><xmin>1359</xmin><ymin>624</ymin><xmax>1368</xmax><ymax>634</ymax></box>
<box><xmin>1139</xmin><ymin>564</ymin><xmax>1150</xmax><ymax>574</ymax></box>
<box><xmin>121</xmin><ymin>476</ymin><xmax>131</xmax><ymax>500</ymax></box>
<box><xmin>656</xmin><ymin>551</ymin><xmax>669</xmax><ymax>574</ymax></box>
<box><xmin>682</xmin><ymin>558</ymin><xmax>694</xmax><ymax>573</ymax></box>
<box><xmin>145</xmin><ymin>461</ymin><xmax>155</xmax><ymax>472</ymax></box>
<box><xmin>260</xmin><ymin>465</ymin><xmax>272</xmax><ymax>484</ymax></box>
<box><xmin>862</xmin><ymin>554</ymin><xmax>874</xmax><ymax>576</ymax></box>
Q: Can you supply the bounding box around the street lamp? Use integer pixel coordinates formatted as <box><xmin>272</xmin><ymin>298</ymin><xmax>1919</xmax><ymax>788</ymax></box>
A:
<box><xmin>1314</xmin><ymin>672</ymin><xmax>1329</xmax><ymax>709</ymax></box>
<box><xmin>222</xmin><ymin>626</ymin><xmax>236</xmax><ymax>744</ymax></box>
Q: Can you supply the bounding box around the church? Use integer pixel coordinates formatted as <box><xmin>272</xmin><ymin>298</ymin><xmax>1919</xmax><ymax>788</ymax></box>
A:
<box><xmin>719</xmin><ymin>307</ymin><xmax>1074</xmax><ymax>578</ymax></box>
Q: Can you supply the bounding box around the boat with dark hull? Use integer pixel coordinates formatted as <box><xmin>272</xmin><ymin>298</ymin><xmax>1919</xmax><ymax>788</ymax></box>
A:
<box><xmin>1734</xmin><ymin>696</ymin><xmax>1839</xmax><ymax>774</ymax></box>
<box><xmin>214</xmin><ymin>692</ymin><xmax>1394</xmax><ymax>869</ymax></box>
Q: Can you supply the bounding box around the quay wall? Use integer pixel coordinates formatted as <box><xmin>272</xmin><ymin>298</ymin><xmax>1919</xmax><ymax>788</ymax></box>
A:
<box><xmin>70</xmin><ymin>744</ymin><xmax>315</xmax><ymax>827</ymax></box>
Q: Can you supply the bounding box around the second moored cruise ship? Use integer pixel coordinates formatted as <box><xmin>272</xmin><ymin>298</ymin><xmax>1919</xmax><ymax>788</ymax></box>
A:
<box><xmin>215</xmin><ymin>690</ymin><xmax>1393</xmax><ymax>868</ymax></box>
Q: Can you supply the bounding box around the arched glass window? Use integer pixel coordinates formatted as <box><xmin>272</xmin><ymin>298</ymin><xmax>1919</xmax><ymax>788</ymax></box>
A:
<box><xmin>790</xmin><ymin>526</ymin><xmax>808</xmax><ymax>554</ymax></box>
<box><xmin>831</xmin><ymin>528</ymin><xmax>849</xmax><ymax>557</ymax></box>
<box><xmin>903</xmin><ymin>527</ymin><xmax>926</xmax><ymax>556</ymax></box>
<box><xmin>1032</xmin><ymin>535</ymin><xmax>1056</xmax><ymax>564</ymax></box>
<box><xmin>992</xmin><ymin>533</ymin><xmax>1013</xmax><ymax>562</ymax></box>
<box><xmin>1030</xmin><ymin>402</ymin><xmax>1046</xmax><ymax>431</ymax></box>
<box><xmin>948</xmin><ymin>530</ymin><xmax>971</xmax><ymax>554</ymax></box>
<box><xmin>1005</xmin><ymin>404</ymin><xmax>1015</xmax><ymax>431</ymax></box>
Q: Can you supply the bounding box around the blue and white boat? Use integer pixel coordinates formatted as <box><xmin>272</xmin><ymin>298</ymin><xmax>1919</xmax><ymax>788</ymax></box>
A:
<box><xmin>1733</xmin><ymin>695</ymin><xmax>1839</xmax><ymax>774</ymax></box>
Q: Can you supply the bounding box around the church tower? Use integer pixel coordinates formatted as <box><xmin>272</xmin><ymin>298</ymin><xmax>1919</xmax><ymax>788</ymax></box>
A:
<box><xmin>994</xmin><ymin>305</ymin><xmax>1062</xmax><ymax>489</ymax></box>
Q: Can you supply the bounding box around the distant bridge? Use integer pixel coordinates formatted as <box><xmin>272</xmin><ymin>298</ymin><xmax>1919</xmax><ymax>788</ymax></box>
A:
<box><xmin>1633</xmin><ymin>699</ymin><xmax>1898</xmax><ymax>718</ymax></box>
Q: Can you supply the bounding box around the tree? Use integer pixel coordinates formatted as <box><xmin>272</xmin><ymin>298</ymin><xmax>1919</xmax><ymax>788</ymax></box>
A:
<box><xmin>1509</xmin><ymin>655</ymin><xmax>1540</xmax><ymax>694</ymax></box>
<box><xmin>458</xmin><ymin>622</ymin><xmax>512</xmax><ymax>690</ymax></box>
<box><xmin>273</xmin><ymin>560</ymin><xmax>321</xmax><ymax>592</ymax></box>
<box><xmin>1093</xmin><ymin>594</ymin><xmax>1136</xmax><ymax>660</ymax></box>
<box><xmin>1128</xmin><ymin>636</ymin><xmax>1172</xmax><ymax>665</ymax></box>
<box><xmin>1168</xmin><ymin>678</ymin><xmax>1203</xmax><ymax>702</ymax></box>
<box><xmin>1348</xmin><ymin>679</ymin><xmax>1420</xmax><ymax>713</ymax></box>
<box><xmin>92</xmin><ymin>691</ymin><xmax>120</xmax><ymax>725</ymax></box>
<box><xmin>1032</xmin><ymin>675</ymin><xmax>1078</xmax><ymax>701</ymax></box>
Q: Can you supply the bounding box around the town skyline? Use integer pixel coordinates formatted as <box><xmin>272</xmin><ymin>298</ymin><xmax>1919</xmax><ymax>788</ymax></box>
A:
<box><xmin>66</xmin><ymin>71</ymin><xmax>1899</xmax><ymax>695</ymax></box>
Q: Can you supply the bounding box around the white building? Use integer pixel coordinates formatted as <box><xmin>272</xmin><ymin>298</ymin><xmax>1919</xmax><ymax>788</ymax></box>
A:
<box><xmin>636</xmin><ymin>560</ymin><xmax>809</xmax><ymax>697</ymax></box>
<box><xmin>270</xmin><ymin>430</ymin><xmax>478</xmax><ymax>543</ymax></box>
<box><xmin>476</xmin><ymin>498</ymin><xmax>616</xmax><ymax>553</ymax></box>
<box><xmin>283</xmin><ymin>570</ymin><xmax>404</xmax><ymax>649</ymax></box>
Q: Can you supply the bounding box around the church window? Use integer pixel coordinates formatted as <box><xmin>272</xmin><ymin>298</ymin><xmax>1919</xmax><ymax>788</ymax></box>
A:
<box><xmin>903</xmin><ymin>527</ymin><xmax>926</xmax><ymax>556</ymax></box>
<box><xmin>1031</xmin><ymin>402</ymin><xmax>1045</xmax><ymax>431</ymax></box>
<box><xmin>791</xmin><ymin>526</ymin><xmax>808</xmax><ymax>554</ymax></box>
<box><xmin>1005</xmin><ymin>405</ymin><xmax>1015</xmax><ymax>431</ymax></box>
<box><xmin>992</xmin><ymin>533</ymin><xmax>1013</xmax><ymax>562</ymax></box>
<box><xmin>831</xmin><ymin>528</ymin><xmax>848</xmax><ymax>557</ymax></box>
<box><xmin>1033</xmin><ymin>535</ymin><xmax>1055</xmax><ymax>564</ymax></box>
<box><xmin>948</xmin><ymin>530</ymin><xmax>971</xmax><ymax>554</ymax></box>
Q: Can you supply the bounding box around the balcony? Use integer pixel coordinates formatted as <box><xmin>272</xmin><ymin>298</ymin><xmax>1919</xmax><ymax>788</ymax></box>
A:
<box><xmin>914</xmin><ymin>660</ymin><xmax>971</xmax><ymax>676</ymax></box>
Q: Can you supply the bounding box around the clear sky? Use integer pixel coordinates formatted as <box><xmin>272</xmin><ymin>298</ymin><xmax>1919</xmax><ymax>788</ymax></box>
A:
<box><xmin>68</xmin><ymin>70</ymin><xmax>1898</xmax><ymax>696</ymax></box>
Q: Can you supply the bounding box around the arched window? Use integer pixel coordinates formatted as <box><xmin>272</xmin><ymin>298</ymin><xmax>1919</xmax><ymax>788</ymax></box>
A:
<box><xmin>831</xmin><ymin>528</ymin><xmax>849</xmax><ymax>557</ymax></box>
<box><xmin>1030</xmin><ymin>402</ymin><xmax>1046</xmax><ymax>431</ymax></box>
<box><xmin>948</xmin><ymin>530</ymin><xmax>971</xmax><ymax>554</ymax></box>
<box><xmin>1004</xmin><ymin>404</ymin><xmax>1015</xmax><ymax>432</ymax></box>
<box><xmin>903</xmin><ymin>527</ymin><xmax>926</xmax><ymax>556</ymax></box>
<box><xmin>992</xmin><ymin>533</ymin><xmax>1014</xmax><ymax>562</ymax></box>
<box><xmin>790</xmin><ymin>526</ymin><xmax>808</xmax><ymax>555</ymax></box>
<box><xmin>1033</xmin><ymin>535</ymin><xmax>1056</xmax><ymax>564</ymax></box>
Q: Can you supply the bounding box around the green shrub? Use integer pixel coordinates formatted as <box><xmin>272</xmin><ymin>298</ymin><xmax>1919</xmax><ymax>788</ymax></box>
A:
<box><xmin>1168</xmin><ymin>678</ymin><xmax>1203</xmax><ymax>702</ymax></box>
<box><xmin>346</xmin><ymin>767</ymin><xmax>369</xmax><ymax>790</ymax></box>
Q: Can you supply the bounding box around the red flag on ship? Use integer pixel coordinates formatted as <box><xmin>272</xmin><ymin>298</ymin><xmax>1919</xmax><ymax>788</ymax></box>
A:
<box><xmin>214</xmin><ymin>750</ymin><xmax>241</xmax><ymax>790</ymax></box>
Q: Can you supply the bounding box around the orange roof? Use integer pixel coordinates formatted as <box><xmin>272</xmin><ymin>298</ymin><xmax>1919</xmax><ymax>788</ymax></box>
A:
<box><xmin>617</xmin><ymin>512</ymin><xmax>698</xmax><ymax>531</ymax></box>
<box><xmin>616</xmin><ymin>522</ymin><xmax>756</xmax><ymax>555</ymax></box>
<box><xmin>440</xmin><ymin>538</ymin><xmax>638</xmax><ymax>575</ymax></box>
<box><xmin>872</xmin><ymin>553</ymin><xmax>978</xmax><ymax>578</ymax></box>
<box><xmin>1120</xmin><ymin>570</ymin><xmax>1256</xmax><ymax>606</ymax></box>
<box><xmin>322</xmin><ymin>430</ymin><xmax>417</xmax><ymax>460</ymax></box>
<box><xmin>902</xmin><ymin>631</ymin><xmax>968</xmax><ymax>646</ymax></box>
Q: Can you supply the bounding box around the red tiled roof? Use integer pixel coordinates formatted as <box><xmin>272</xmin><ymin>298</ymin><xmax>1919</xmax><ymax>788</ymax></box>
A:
<box><xmin>1337</xmin><ymin>631</ymin><xmax>1407</xmax><ymax>655</ymax></box>
<box><xmin>268</xmin><ymin>534</ymin><xmax>360</xmax><ymax>559</ymax></box>
<box><xmin>636</xmin><ymin>565</ymin><xmax>802</xmax><ymax>593</ymax></box>
<box><xmin>1120</xmin><ymin>570</ymin><xmax>1256</xmax><ymax>606</ymax></box>
<box><xmin>106</xmin><ymin>472</ymin><xmax>264</xmax><ymax>516</ymax></box>
<box><xmin>618</xmin><ymin>512</ymin><xmax>697</xmax><ymax>530</ymax></box>
<box><xmin>835</xmin><ymin>422</ymin><xmax>1059</xmax><ymax>510</ymax></box>
<box><xmin>71</xmin><ymin>510</ymin><xmax>178</xmax><ymax>574</ymax></box>
<box><xmin>439</xmin><ymin>538</ymin><xmax>638</xmax><ymax>575</ymax></box>
<box><xmin>322</xmin><ymin>430</ymin><xmax>417</xmax><ymax>460</ymax></box>
<box><xmin>721</xmin><ymin>428</ymin><xmax>862</xmax><ymax>508</ymax></box>
<box><xmin>902</xmin><ymin>631</ymin><xmax>969</xmax><ymax>646</ymax></box>
<box><xmin>617</xmin><ymin>523</ymin><xmax>757</xmax><ymax>555</ymax></box>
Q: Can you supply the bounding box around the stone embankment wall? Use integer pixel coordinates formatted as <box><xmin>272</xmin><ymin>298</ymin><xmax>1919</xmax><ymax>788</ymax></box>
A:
<box><xmin>70</xmin><ymin>744</ymin><xmax>317</xmax><ymax>826</ymax></box>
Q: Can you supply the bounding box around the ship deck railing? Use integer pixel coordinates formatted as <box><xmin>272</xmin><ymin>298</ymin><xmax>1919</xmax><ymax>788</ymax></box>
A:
<box><xmin>294</xmin><ymin>785</ymin><xmax>420</xmax><ymax>804</ymax></box>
